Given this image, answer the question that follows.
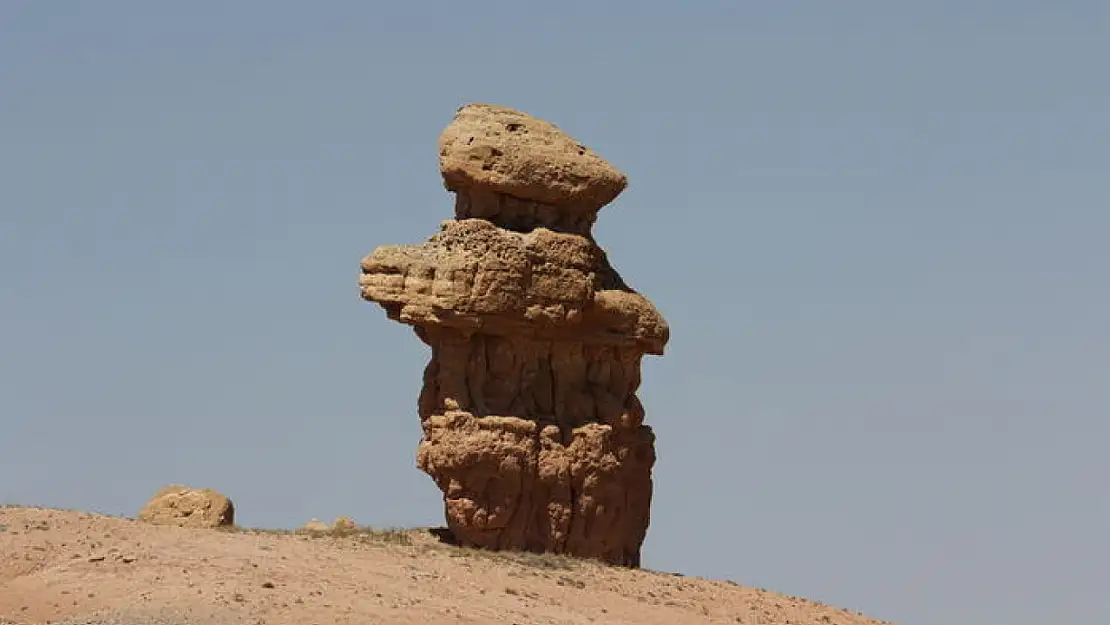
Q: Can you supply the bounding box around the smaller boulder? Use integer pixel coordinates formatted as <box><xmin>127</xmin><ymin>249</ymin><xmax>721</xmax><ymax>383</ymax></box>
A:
<box><xmin>137</xmin><ymin>485</ymin><xmax>234</xmax><ymax>529</ymax></box>
<box><xmin>331</xmin><ymin>516</ymin><xmax>358</xmax><ymax>532</ymax></box>
<box><xmin>299</xmin><ymin>516</ymin><xmax>358</xmax><ymax>533</ymax></box>
<box><xmin>300</xmin><ymin>518</ymin><xmax>331</xmax><ymax>532</ymax></box>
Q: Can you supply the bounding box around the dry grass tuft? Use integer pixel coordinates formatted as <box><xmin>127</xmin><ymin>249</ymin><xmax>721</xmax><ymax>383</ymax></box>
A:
<box><xmin>225</xmin><ymin>522</ymin><xmax>415</xmax><ymax>547</ymax></box>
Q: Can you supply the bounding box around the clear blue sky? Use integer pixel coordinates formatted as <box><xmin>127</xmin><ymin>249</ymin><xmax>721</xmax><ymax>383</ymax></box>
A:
<box><xmin>1</xmin><ymin>3</ymin><xmax>1107</xmax><ymax>624</ymax></box>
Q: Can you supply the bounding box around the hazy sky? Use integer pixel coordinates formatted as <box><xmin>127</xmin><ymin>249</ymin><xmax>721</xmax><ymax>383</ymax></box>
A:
<box><xmin>2</xmin><ymin>3</ymin><xmax>1107</xmax><ymax>624</ymax></box>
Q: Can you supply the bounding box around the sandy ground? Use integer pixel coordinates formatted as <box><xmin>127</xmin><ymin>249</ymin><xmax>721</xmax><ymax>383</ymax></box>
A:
<box><xmin>1</xmin><ymin>507</ymin><xmax>892</xmax><ymax>625</ymax></box>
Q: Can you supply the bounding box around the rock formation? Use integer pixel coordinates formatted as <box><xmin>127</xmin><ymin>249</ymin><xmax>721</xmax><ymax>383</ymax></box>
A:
<box><xmin>358</xmin><ymin>103</ymin><xmax>668</xmax><ymax>567</ymax></box>
<box><xmin>300</xmin><ymin>519</ymin><xmax>331</xmax><ymax>533</ymax></box>
<box><xmin>299</xmin><ymin>516</ymin><xmax>358</xmax><ymax>534</ymax></box>
<box><xmin>137</xmin><ymin>485</ymin><xmax>235</xmax><ymax>529</ymax></box>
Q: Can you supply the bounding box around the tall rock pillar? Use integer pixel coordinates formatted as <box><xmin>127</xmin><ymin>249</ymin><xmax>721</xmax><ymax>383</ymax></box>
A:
<box><xmin>359</xmin><ymin>104</ymin><xmax>669</xmax><ymax>566</ymax></box>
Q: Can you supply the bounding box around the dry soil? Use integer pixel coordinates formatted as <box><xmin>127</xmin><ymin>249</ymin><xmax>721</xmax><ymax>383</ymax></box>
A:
<box><xmin>1</xmin><ymin>506</ymin><xmax>893</xmax><ymax>625</ymax></box>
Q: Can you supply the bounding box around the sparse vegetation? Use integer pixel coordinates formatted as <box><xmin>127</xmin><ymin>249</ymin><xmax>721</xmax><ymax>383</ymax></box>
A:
<box><xmin>226</xmin><ymin>522</ymin><xmax>595</xmax><ymax>569</ymax></box>
<box><xmin>1</xmin><ymin>506</ymin><xmax>892</xmax><ymax>625</ymax></box>
<box><xmin>223</xmin><ymin>523</ymin><xmax>414</xmax><ymax>546</ymax></box>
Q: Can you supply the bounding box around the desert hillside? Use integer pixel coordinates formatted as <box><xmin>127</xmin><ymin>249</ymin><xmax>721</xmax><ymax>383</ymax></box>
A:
<box><xmin>0</xmin><ymin>506</ymin><xmax>891</xmax><ymax>625</ymax></box>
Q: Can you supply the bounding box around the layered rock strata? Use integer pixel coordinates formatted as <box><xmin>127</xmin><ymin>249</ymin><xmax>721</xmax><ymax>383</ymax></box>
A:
<box><xmin>359</xmin><ymin>103</ymin><xmax>668</xmax><ymax>566</ymax></box>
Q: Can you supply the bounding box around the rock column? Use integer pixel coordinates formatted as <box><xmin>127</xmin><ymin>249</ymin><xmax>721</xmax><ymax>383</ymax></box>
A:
<box><xmin>359</xmin><ymin>103</ymin><xmax>669</xmax><ymax>566</ymax></box>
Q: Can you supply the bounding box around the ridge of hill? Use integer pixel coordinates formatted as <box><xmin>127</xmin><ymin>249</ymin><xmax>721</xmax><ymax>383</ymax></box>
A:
<box><xmin>1</xmin><ymin>506</ymin><xmax>892</xmax><ymax>625</ymax></box>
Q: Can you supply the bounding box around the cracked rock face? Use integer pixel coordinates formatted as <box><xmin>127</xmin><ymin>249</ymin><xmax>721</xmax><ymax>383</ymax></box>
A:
<box><xmin>359</xmin><ymin>103</ymin><xmax>668</xmax><ymax>566</ymax></box>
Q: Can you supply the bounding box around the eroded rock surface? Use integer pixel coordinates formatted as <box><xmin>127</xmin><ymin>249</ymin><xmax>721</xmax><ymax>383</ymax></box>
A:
<box><xmin>439</xmin><ymin>103</ymin><xmax>628</xmax><ymax>235</ymax></box>
<box><xmin>359</xmin><ymin>103</ymin><xmax>668</xmax><ymax>566</ymax></box>
<box><xmin>137</xmin><ymin>485</ymin><xmax>234</xmax><ymax>529</ymax></box>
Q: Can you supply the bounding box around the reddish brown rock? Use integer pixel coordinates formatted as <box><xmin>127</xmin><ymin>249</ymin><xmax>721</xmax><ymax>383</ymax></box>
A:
<box><xmin>359</xmin><ymin>103</ymin><xmax>668</xmax><ymax>566</ymax></box>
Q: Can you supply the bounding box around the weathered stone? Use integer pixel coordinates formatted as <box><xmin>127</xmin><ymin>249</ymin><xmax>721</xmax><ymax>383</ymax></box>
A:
<box><xmin>137</xmin><ymin>485</ymin><xmax>234</xmax><ymax>529</ymax></box>
<box><xmin>300</xmin><ymin>519</ymin><xmax>331</xmax><ymax>532</ymax></box>
<box><xmin>358</xmin><ymin>220</ymin><xmax>667</xmax><ymax>354</ymax></box>
<box><xmin>331</xmin><ymin>516</ymin><xmax>358</xmax><ymax>532</ymax></box>
<box><xmin>439</xmin><ymin>103</ymin><xmax>628</xmax><ymax>234</ymax></box>
<box><xmin>359</xmin><ymin>104</ymin><xmax>667</xmax><ymax>567</ymax></box>
<box><xmin>299</xmin><ymin>516</ymin><xmax>358</xmax><ymax>533</ymax></box>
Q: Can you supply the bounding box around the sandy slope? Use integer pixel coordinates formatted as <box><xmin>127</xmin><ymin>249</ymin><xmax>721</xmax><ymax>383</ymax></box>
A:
<box><xmin>1</xmin><ymin>507</ymin><xmax>892</xmax><ymax>625</ymax></box>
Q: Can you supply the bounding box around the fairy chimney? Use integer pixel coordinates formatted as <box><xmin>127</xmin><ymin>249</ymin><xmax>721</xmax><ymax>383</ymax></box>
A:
<box><xmin>358</xmin><ymin>103</ymin><xmax>668</xmax><ymax>566</ymax></box>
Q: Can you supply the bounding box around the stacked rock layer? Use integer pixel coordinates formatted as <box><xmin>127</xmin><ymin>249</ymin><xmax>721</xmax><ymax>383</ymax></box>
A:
<box><xmin>359</xmin><ymin>103</ymin><xmax>669</xmax><ymax>567</ymax></box>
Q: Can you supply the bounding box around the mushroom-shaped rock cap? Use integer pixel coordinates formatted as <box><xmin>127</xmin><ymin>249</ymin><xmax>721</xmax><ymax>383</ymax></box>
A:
<box><xmin>439</xmin><ymin>103</ymin><xmax>628</xmax><ymax>215</ymax></box>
